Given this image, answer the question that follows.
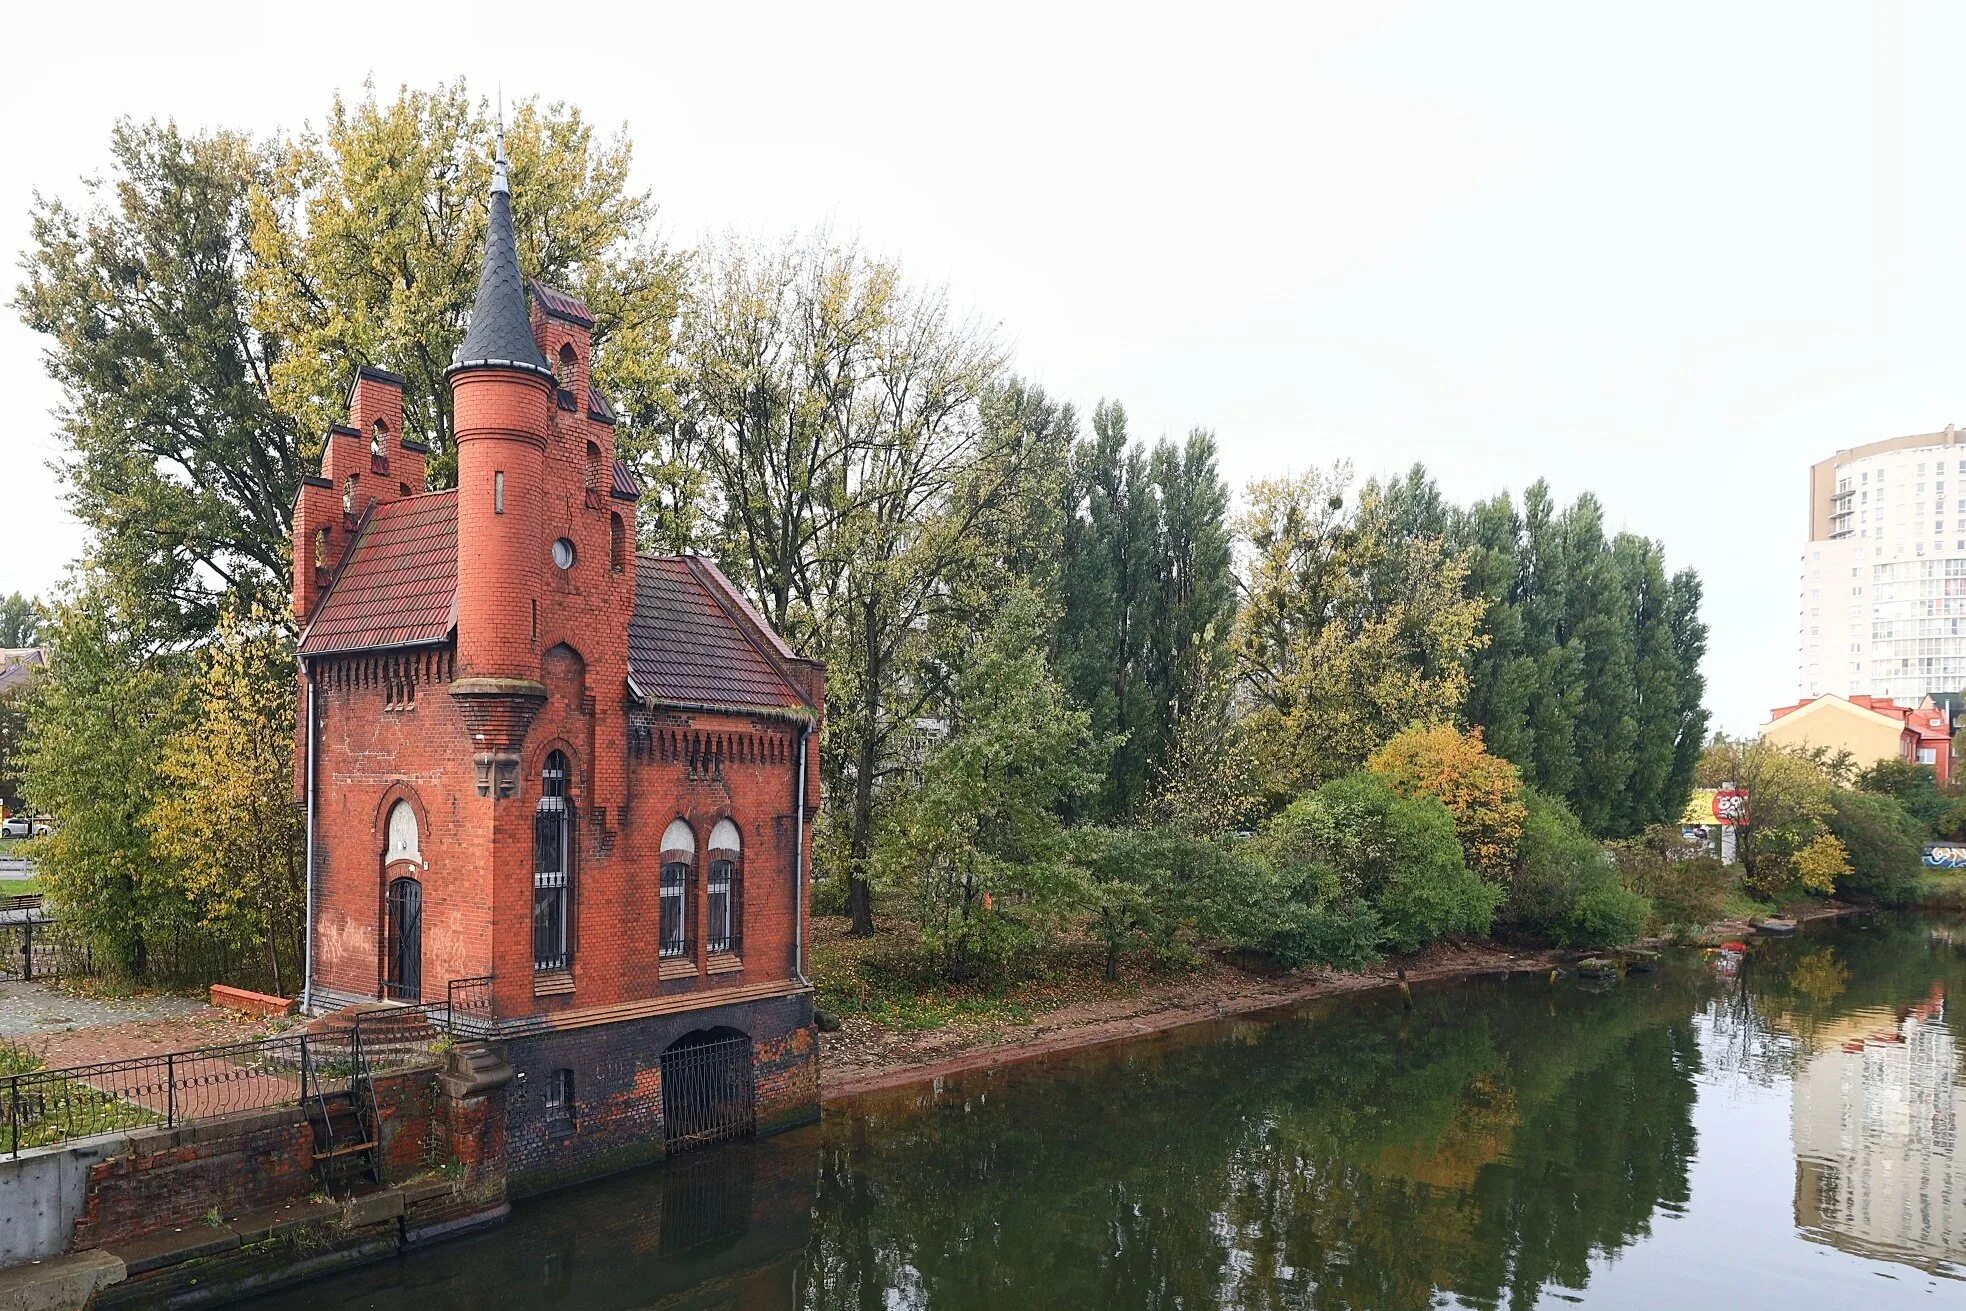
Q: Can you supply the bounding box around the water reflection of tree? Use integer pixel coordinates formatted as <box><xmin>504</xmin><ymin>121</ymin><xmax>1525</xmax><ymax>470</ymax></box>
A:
<box><xmin>1716</xmin><ymin>915</ymin><xmax>1966</xmax><ymax>1077</ymax></box>
<box><xmin>807</xmin><ymin>970</ymin><xmax>1717</xmax><ymax>1310</ymax></box>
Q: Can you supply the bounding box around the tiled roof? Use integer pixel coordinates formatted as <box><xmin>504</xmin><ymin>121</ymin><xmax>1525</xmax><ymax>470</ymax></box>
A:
<box><xmin>630</xmin><ymin>557</ymin><xmax>808</xmax><ymax>712</ymax></box>
<box><xmin>530</xmin><ymin>279</ymin><xmax>595</xmax><ymax>328</ymax></box>
<box><xmin>587</xmin><ymin>385</ymin><xmax>616</xmax><ymax>425</ymax></box>
<box><xmin>299</xmin><ymin>500</ymin><xmax>806</xmax><ymax>713</ymax></box>
<box><xmin>451</xmin><ymin>172</ymin><xmax>550</xmax><ymax>378</ymax></box>
<box><xmin>0</xmin><ymin>648</ymin><xmax>47</xmax><ymax>697</ymax></box>
<box><xmin>611</xmin><ymin>457</ymin><xmax>640</xmax><ymax>501</ymax></box>
<box><xmin>300</xmin><ymin>492</ymin><xmax>459</xmax><ymax>656</ymax></box>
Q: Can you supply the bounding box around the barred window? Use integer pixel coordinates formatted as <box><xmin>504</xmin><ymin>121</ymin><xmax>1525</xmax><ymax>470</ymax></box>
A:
<box><xmin>661</xmin><ymin>819</ymin><xmax>695</xmax><ymax>960</ymax></box>
<box><xmin>707</xmin><ymin>818</ymin><xmax>742</xmax><ymax>955</ymax></box>
<box><xmin>534</xmin><ymin>751</ymin><xmax>573</xmax><ymax>972</ymax></box>
<box><xmin>544</xmin><ymin>1067</ymin><xmax>574</xmax><ymax>1129</ymax></box>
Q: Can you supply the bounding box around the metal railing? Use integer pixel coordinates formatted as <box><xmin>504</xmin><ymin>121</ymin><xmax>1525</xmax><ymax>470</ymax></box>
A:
<box><xmin>0</xmin><ymin>993</ymin><xmax>473</xmax><ymax>1157</ymax></box>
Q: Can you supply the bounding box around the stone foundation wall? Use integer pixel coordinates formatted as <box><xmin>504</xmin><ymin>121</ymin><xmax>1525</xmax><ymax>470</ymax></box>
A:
<box><xmin>503</xmin><ymin>993</ymin><xmax>817</xmax><ymax>1197</ymax></box>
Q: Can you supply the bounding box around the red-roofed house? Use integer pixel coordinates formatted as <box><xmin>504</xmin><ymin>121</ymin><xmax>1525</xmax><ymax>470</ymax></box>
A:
<box><xmin>1761</xmin><ymin>693</ymin><xmax>1953</xmax><ymax>785</ymax></box>
<box><xmin>293</xmin><ymin>151</ymin><xmax>823</xmax><ymax>1194</ymax></box>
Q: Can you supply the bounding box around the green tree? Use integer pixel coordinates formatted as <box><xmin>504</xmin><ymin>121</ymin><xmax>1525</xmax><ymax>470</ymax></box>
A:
<box><xmin>17</xmin><ymin>89</ymin><xmax>683</xmax><ymax>639</ymax></box>
<box><xmin>14</xmin><ymin>122</ymin><xmax>294</xmax><ymax>636</ymax></box>
<box><xmin>0</xmin><ymin>595</ymin><xmax>41</xmax><ymax>648</ymax></box>
<box><xmin>1696</xmin><ymin>738</ymin><xmax>1833</xmax><ymax>898</ymax></box>
<box><xmin>0</xmin><ymin>691</ymin><xmax>25</xmax><ymax>814</ymax></box>
<box><xmin>1076</xmin><ymin>826</ymin><xmax>1243</xmax><ymax>979</ymax></box>
<box><xmin>684</xmin><ymin>232</ymin><xmax>1051</xmax><ymax>937</ymax></box>
<box><xmin>1054</xmin><ymin>409</ymin><xmax>1232</xmax><ymax>821</ymax></box>
<box><xmin>1824</xmin><ymin>788</ymin><xmax>1923</xmax><ymax>905</ymax></box>
<box><xmin>1234</xmin><ymin>465</ymin><xmax>1487</xmax><ymax>802</ymax></box>
<box><xmin>1251</xmin><ymin>771</ymin><xmax>1500</xmax><ymax>959</ymax></box>
<box><xmin>146</xmin><ymin>607</ymin><xmax>306</xmax><ymax>994</ymax></box>
<box><xmin>1509</xmin><ymin>787</ymin><xmax>1648</xmax><ymax>946</ymax></box>
<box><xmin>1450</xmin><ymin>479</ymin><xmax>1707</xmax><ymax>836</ymax></box>
<box><xmin>15</xmin><ymin>578</ymin><xmax>188</xmax><ymax>977</ymax></box>
<box><xmin>872</xmin><ymin>592</ymin><xmax>1102</xmax><ymax>973</ymax></box>
<box><xmin>1853</xmin><ymin>758</ymin><xmax>1949</xmax><ymax>836</ymax></box>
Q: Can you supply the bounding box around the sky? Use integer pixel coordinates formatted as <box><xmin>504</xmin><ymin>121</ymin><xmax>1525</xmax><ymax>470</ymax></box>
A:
<box><xmin>0</xmin><ymin>0</ymin><xmax>1959</xmax><ymax>735</ymax></box>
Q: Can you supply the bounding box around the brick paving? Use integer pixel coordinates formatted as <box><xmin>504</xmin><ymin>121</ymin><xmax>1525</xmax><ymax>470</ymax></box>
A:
<box><xmin>0</xmin><ymin>982</ymin><xmax>307</xmax><ymax>1122</ymax></box>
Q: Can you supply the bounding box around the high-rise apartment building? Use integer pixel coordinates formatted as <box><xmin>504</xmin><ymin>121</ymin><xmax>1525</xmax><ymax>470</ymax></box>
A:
<box><xmin>1799</xmin><ymin>428</ymin><xmax>1966</xmax><ymax>701</ymax></box>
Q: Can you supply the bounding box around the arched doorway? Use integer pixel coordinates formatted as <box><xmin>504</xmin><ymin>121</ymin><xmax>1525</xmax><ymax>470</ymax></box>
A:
<box><xmin>660</xmin><ymin>1027</ymin><xmax>755</xmax><ymax>1152</ymax></box>
<box><xmin>384</xmin><ymin>877</ymin><xmax>422</xmax><ymax>1000</ymax></box>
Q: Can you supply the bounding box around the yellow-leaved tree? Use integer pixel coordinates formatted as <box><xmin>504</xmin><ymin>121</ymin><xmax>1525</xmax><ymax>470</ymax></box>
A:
<box><xmin>147</xmin><ymin>606</ymin><xmax>305</xmax><ymax>996</ymax></box>
<box><xmin>1367</xmin><ymin>723</ymin><xmax>1528</xmax><ymax>882</ymax></box>
<box><xmin>1233</xmin><ymin>465</ymin><xmax>1487</xmax><ymax>803</ymax></box>
<box><xmin>1793</xmin><ymin>833</ymin><xmax>1852</xmax><ymax>897</ymax></box>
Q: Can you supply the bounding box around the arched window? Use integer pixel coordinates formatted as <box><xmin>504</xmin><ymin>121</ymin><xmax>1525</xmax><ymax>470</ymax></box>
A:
<box><xmin>343</xmin><ymin>475</ymin><xmax>357</xmax><ymax>515</ymax></box>
<box><xmin>534</xmin><ymin>751</ymin><xmax>573</xmax><ymax>972</ymax></box>
<box><xmin>707</xmin><ymin>819</ymin><xmax>741</xmax><ymax>955</ymax></box>
<box><xmin>312</xmin><ymin>526</ymin><xmax>331</xmax><ymax>575</ymax></box>
<box><xmin>660</xmin><ymin>819</ymin><xmax>696</xmax><ymax>960</ymax></box>
<box><xmin>559</xmin><ymin>342</ymin><xmax>577</xmax><ymax>388</ymax></box>
<box><xmin>385</xmin><ymin>801</ymin><xmax>421</xmax><ymax>866</ymax></box>
<box><xmin>585</xmin><ymin>440</ymin><xmax>602</xmax><ymax>491</ymax></box>
<box><xmin>609</xmin><ymin>512</ymin><xmax>626</xmax><ymax>573</ymax></box>
<box><xmin>370</xmin><ymin>418</ymin><xmax>388</xmax><ymax>458</ymax></box>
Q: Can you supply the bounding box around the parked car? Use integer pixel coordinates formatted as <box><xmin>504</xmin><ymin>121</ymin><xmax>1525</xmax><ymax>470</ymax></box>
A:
<box><xmin>0</xmin><ymin>816</ymin><xmax>52</xmax><ymax>839</ymax></box>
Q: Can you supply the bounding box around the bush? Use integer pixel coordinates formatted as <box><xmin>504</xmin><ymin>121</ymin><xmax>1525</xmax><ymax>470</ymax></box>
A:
<box><xmin>1825</xmin><ymin>788</ymin><xmax>1923</xmax><ymax>904</ymax></box>
<box><xmin>1250</xmin><ymin>772</ymin><xmax>1500</xmax><ymax>958</ymax></box>
<box><xmin>1612</xmin><ymin>826</ymin><xmax>1729</xmax><ymax>935</ymax></box>
<box><xmin>1367</xmin><ymin>723</ymin><xmax>1527</xmax><ymax>880</ymax></box>
<box><xmin>1511</xmin><ymin>788</ymin><xmax>1647</xmax><ymax>947</ymax></box>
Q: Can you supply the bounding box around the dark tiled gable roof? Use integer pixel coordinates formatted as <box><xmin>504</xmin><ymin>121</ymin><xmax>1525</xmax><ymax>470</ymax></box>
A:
<box><xmin>530</xmin><ymin>279</ymin><xmax>595</xmax><ymax>328</ymax></box>
<box><xmin>300</xmin><ymin>498</ymin><xmax>805</xmax><ymax>711</ymax></box>
<box><xmin>630</xmin><ymin>557</ymin><xmax>808</xmax><ymax>712</ymax></box>
<box><xmin>299</xmin><ymin>492</ymin><xmax>459</xmax><ymax>656</ymax></box>
<box><xmin>610</xmin><ymin>457</ymin><xmax>640</xmax><ymax>501</ymax></box>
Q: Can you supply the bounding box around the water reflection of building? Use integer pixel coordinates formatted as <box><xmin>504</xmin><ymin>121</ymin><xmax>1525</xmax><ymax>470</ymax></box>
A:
<box><xmin>1792</xmin><ymin>985</ymin><xmax>1965</xmax><ymax>1274</ymax></box>
<box><xmin>272</xmin><ymin>1130</ymin><xmax>816</xmax><ymax>1309</ymax></box>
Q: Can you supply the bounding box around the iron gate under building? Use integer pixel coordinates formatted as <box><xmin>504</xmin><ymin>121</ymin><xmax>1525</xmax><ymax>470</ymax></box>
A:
<box><xmin>659</xmin><ymin>1030</ymin><xmax>755</xmax><ymax>1153</ymax></box>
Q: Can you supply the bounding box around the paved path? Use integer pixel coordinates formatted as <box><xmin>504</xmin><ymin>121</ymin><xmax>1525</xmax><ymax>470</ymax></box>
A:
<box><xmin>0</xmin><ymin>981</ymin><xmax>213</xmax><ymax>1040</ymax></box>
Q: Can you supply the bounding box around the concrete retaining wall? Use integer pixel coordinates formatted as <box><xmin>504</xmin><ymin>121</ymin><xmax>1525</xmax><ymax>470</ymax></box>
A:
<box><xmin>0</xmin><ymin>1132</ymin><xmax>130</xmax><ymax>1268</ymax></box>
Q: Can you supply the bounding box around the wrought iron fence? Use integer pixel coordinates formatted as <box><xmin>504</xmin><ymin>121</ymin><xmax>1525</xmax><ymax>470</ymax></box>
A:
<box><xmin>0</xmin><ymin>999</ymin><xmax>466</xmax><ymax>1157</ymax></box>
<box><xmin>445</xmin><ymin>975</ymin><xmax>495</xmax><ymax>1034</ymax></box>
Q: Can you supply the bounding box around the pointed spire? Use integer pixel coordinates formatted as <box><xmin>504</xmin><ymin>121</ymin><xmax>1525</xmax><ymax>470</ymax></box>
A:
<box><xmin>450</xmin><ymin>110</ymin><xmax>549</xmax><ymax>379</ymax></box>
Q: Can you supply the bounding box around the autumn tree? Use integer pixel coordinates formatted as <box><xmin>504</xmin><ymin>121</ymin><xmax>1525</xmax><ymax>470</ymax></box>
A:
<box><xmin>147</xmin><ymin>607</ymin><xmax>306</xmax><ymax>994</ymax></box>
<box><xmin>1367</xmin><ymin>723</ymin><xmax>1527</xmax><ymax>882</ymax></box>
<box><xmin>17</xmin><ymin>87</ymin><xmax>683</xmax><ymax>638</ymax></box>
<box><xmin>1696</xmin><ymin>738</ymin><xmax>1833</xmax><ymax>898</ymax></box>
<box><xmin>248</xmin><ymin>82</ymin><xmax>685</xmax><ymax>485</ymax></box>
<box><xmin>1233</xmin><ymin>464</ymin><xmax>1486</xmax><ymax>802</ymax></box>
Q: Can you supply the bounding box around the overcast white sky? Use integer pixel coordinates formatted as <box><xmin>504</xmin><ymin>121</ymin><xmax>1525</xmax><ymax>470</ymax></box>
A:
<box><xmin>0</xmin><ymin>1</ymin><xmax>1957</xmax><ymax>734</ymax></box>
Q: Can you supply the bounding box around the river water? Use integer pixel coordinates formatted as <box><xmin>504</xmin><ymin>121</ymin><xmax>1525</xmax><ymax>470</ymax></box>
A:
<box><xmin>248</xmin><ymin>913</ymin><xmax>1966</xmax><ymax>1309</ymax></box>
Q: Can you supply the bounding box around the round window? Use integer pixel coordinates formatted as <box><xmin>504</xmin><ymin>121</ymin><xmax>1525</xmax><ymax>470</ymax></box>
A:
<box><xmin>552</xmin><ymin>538</ymin><xmax>576</xmax><ymax>570</ymax></box>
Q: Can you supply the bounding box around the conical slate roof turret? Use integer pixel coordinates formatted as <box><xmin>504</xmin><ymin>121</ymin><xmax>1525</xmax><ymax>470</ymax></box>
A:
<box><xmin>449</xmin><ymin>135</ymin><xmax>551</xmax><ymax>378</ymax></box>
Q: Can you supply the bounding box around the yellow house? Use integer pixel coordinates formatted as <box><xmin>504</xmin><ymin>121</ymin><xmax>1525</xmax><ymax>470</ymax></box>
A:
<box><xmin>1758</xmin><ymin>693</ymin><xmax>1953</xmax><ymax>784</ymax></box>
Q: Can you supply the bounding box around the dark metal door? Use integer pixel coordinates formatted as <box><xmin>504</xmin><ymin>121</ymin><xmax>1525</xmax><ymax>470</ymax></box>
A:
<box><xmin>385</xmin><ymin>877</ymin><xmax>422</xmax><ymax>1000</ymax></box>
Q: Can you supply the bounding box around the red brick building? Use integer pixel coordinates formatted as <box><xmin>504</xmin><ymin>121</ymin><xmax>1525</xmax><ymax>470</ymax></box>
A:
<box><xmin>291</xmin><ymin>144</ymin><xmax>823</xmax><ymax>1192</ymax></box>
